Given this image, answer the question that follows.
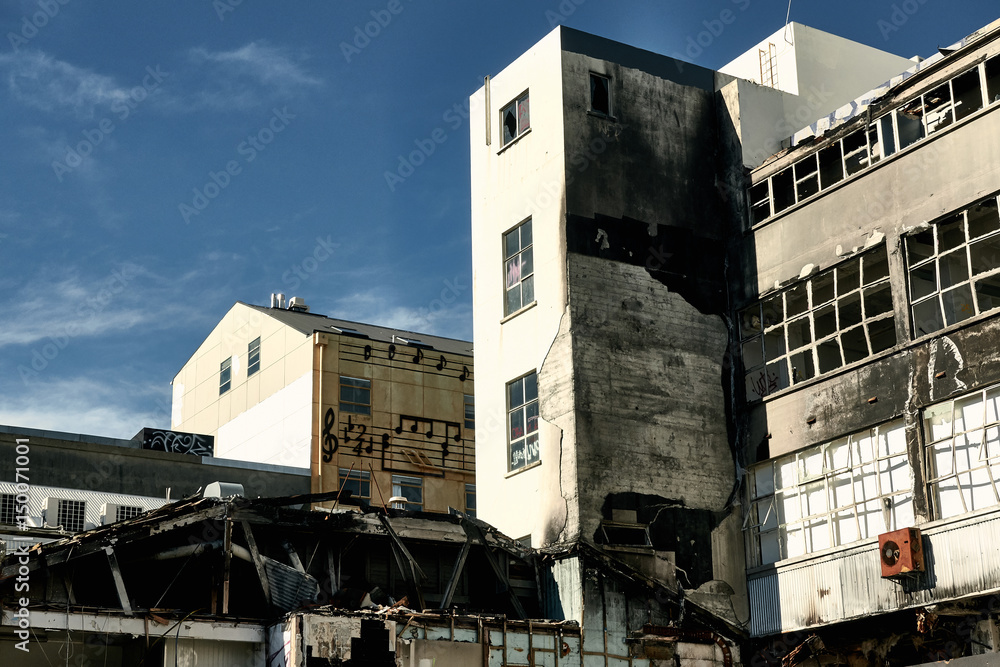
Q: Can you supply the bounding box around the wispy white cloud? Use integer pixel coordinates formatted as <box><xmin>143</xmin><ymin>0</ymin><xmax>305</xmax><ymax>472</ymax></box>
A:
<box><xmin>0</xmin><ymin>50</ymin><xmax>130</xmax><ymax>117</ymax></box>
<box><xmin>330</xmin><ymin>287</ymin><xmax>472</xmax><ymax>341</ymax></box>
<box><xmin>0</xmin><ymin>376</ymin><xmax>170</xmax><ymax>438</ymax></box>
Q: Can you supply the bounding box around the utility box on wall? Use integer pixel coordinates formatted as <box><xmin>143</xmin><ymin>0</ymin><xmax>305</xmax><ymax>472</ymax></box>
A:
<box><xmin>878</xmin><ymin>527</ymin><xmax>924</xmax><ymax>578</ymax></box>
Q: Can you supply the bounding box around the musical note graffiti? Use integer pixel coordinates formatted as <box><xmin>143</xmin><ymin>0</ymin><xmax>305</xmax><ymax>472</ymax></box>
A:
<box><xmin>140</xmin><ymin>428</ymin><xmax>214</xmax><ymax>457</ymax></box>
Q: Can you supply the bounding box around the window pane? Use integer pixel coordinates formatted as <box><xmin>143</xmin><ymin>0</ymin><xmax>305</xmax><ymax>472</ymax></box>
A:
<box><xmin>750</xmin><ymin>182</ymin><xmax>771</xmax><ymax>224</ymax></box>
<box><xmin>818</xmin><ymin>143</ymin><xmax>844</xmax><ymax>189</ymax></box>
<box><xmin>839</xmin><ymin>292</ymin><xmax>863</xmax><ymax>329</ymax></box>
<box><xmin>524</xmin><ymin>433</ymin><xmax>540</xmax><ymax>466</ymax></box>
<box><xmin>942</xmin><ymin>284</ymin><xmax>975</xmax><ymax>325</ymax></box>
<box><xmin>975</xmin><ymin>274</ymin><xmax>1000</xmax><ymax>313</ymax></box>
<box><xmin>772</xmin><ymin>168</ymin><xmax>795</xmax><ymax>213</ymax></box>
<box><xmin>970</xmin><ymin>235</ymin><xmax>1000</xmax><ymax>276</ymax></box>
<box><xmin>509</xmin><ymin>377</ymin><xmax>524</xmax><ymax>408</ymax></box>
<box><xmin>789</xmin><ymin>350</ymin><xmax>815</xmax><ymax>384</ymax></box>
<box><xmin>896</xmin><ymin>106</ymin><xmax>925</xmax><ymax>149</ymax></box>
<box><xmin>924</xmin><ymin>83</ymin><xmax>954</xmax><ymax>134</ymax></box>
<box><xmin>506</xmin><ymin>256</ymin><xmax>522</xmax><ymax>289</ymax></box>
<box><xmin>764</xmin><ymin>330</ymin><xmax>785</xmax><ymax>359</ymax></box>
<box><xmin>517</xmin><ymin>95</ymin><xmax>530</xmax><ymax>133</ymax></box>
<box><xmin>506</xmin><ymin>285</ymin><xmax>521</xmax><ymax>315</ymax></box>
<box><xmin>863</xmin><ymin>246</ymin><xmax>889</xmax><ymax>284</ymax></box>
<box><xmin>868</xmin><ymin>318</ymin><xmax>897</xmax><ymax>354</ymax></box>
<box><xmin>786</xmin><ymin>284</ymin><xmax>808</xmax><ymax>317</ymax></box>
<box><xmin>590</xmin><ymin>74</ymin><xmax>610</xmax><ymax>115</ymax></box>
<box><xmin>812</xmin><ymin>271</ymin><xmax>835</xmax><ymax>306</ymax></box>
<box><xmin>939</xmin><ymin>251</ymin><xmax>969</xmax><ymax>289</ymax></box>
<box><xmin>953</xmin><ymin>68</ymin><xmax>984</xmax><ymax>121</ymax></box>
<box><xmin>968</xmin><ymin>198</ymin><xmax>1000</xmax><ymax>239</ymax></box>
<box><xmin>504</xmin><ymin>228</ymin><xmax>519</xmax><ymax>258</ymax></box>
<box><xmin>841</xmin><ymin>326</ymin><xmax>868</xmax><ymax>363</ymax></box>
<box><xmin>525</xmin><ymin>401</ymin><xmax>539</xmax><ymax>433</ymax></box>
<box><xmin>863</xmin><ymin>284</ymin><xmax>893</xmax><ymax>317</ymax></box>
<box><xmin>924</xmin><ymin>402</ymin><xmax>954</xmax><ymax>443</ymax></box>
<box><xmin>913</xmin><ymin>297</ymin><xmax>945</xmax><ymax>336</ymax></box>
<box><xmin>742</xmin><ymin>338</ymin><xmax>764</xmax><ymax>369</ymax></box>
<box><xmin>906</xmin><ymin>229</ymin><xmax>936</xmax><ymax>266</ymax></box>
<box><xmin>502</xmin><ymin>104</ymin><xmax>516</xmax><ymax>144</ymax></box>
<box><xmin>795</xmin><ymin>156</ymin><xmax>819</xmax><ymax>201</ymax></box>
<box><xmin>817</xmin><ymin>339</ymin><xmax>842</xmax><ymax>374</ymax></box>
<box><xmin>909</xmin><ymin>264</ymin><xmax>937</xmax><ymax>301</ymax></box>
<box><xmin>987</xmin><ymin>55</ymin><xmax>1000</xmax><ymax>105</ymax></box>
<box><xmin>520</xmin><ymin>219</ymin><xmax>532</xmax><ymax>247</ymax></box>
<box><xmin>520</xmin><ymin>248</ymin><xmax>534</xmax><ymax>278</ymax></box>
<box><xmin>842</xmin><ymin>128</ymin><xmax>868</xmax><ymax>175</ymax></box>
<box><xmin>762</xmin><ymin>294</ymin><xmax>783</xmax><ymax>327</ymax></box>
<box><xmin>521</xmin><ymin>274</ymin><xmax>535</xmax><ymax>304</ymax></box>
<box><xmin>510</xmin><ymin>409</ymin><xmax>524</xmax><ymax>440</ymax></box>
<box><xmin>938</xmin><ymin>213</ymin><xmax>966</xmax><ymax>252</ymax></box>
<box><xmin>814</xmin><ymin>304</ymin><xmax>837</xmax><ymax>339</ymax></box>
<box><xmin>524</xmin><ymin>371</ymin><xmax>538</xmax><ymax>402</ymax></box>
<box><xmin>837</xmin><ymin>261</ymin><xmax>860</xmax><ymax>295</ymax></box>
<box><xmin>786</xmin><ymin>316</ymin><xmax>812</xmax><ymax>351</ymax></box>
<box><xmin>740</xmin><ymin>305</ymin><xmax>762</xmax><ymax>339</ymax></box>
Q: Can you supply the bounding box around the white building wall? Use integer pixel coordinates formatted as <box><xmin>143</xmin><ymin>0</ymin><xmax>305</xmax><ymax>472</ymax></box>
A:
<box><xmin>216</xmin><ymin>371</ymin><xmax>312</xmax><ymax>468</ymax></box>
<box><xmin>470</xmin><ymin>26</ymin><xmax>570</xmax><ymax>546</ymax></box>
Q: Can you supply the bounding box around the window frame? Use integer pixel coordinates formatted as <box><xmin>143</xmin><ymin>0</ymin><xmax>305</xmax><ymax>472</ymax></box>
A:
<box><xmin>338</xmin><ymin>468</ymin><xmax>371</xmax><ymax>501</ymax></box>
<box><xmin>905</xmin><ymin>194</ymin><xmax>1000</xmax><ymax>338</ymax></box>
<box><xmin>391</xmin><ymin>474</ymin><xmax>423</xmax><ymax>511</ymax></box>
<box><xmin>339</xmin><ymin>376</ymin><xmax>372</xmax><ymax>415</ymax></box>
<box><xmin>503</xmin><ymin>218</ymin><xmax>535</xmax><ymax>318</ymax></box>
<box><xmin>923</xmin><ymin>384</ymin><xmax>1000</xmax><ymax>520</ymax></box>
<box><xmin>507</xmin><ymin>370</ymin><xmax>540</xmax><ymax>473</ymax></box>
<box><xmin>739</xmin><ymin>245</ymin><xmax>896</xmax><ymax>402</ymax></box>
<box><xmin>500</xmin><ymin>91</ymin><xmax>530</xmax><ymax>146</ymax></box>
<box><xmin>589</xmin><ymin>72</ymin><xmax>612</xmax><ymax>117</ymax></box>
<box><xmin>746</xmin><ymin>419</ymin><xmax>911</xmax><ymax>567</ymax></box>
<box><xmin>464</xmin><ymin>394</ymin><xmax>475</xmax><ymax>430</ymax></box>
<box><xmin>465</xmin><ymin>483</ymin><xmax>476</xmax><ymax>518</ymax></box>
<box><xmin>248</xmin><ymin>336</ymin><xmax>261</xmax><ymax>377</ymax></box>
<box><xmin>219</xmin><ymin>357</ymin><xmax>232</xmax><ymax>395</ymax></box>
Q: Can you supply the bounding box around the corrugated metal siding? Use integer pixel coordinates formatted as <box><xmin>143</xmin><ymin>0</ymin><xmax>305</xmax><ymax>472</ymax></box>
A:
<box><xmin>541</xmin><ymin>556</ymin><xmax>583</xmax><ymax>623</ymax></box>
<box><xmin>164</xmin><ymin>638</ymin><xmax>263</xmax><ymax>666</ymax></box>
<box><xmin>0</xmin><ymin>481</ymin><xmax>167</xmax><ymax>531</ymax></box>
<box><xmin>749</xmin><ymin>508</ymin><xmax>1000</xmax><ymax>636</ymax></box>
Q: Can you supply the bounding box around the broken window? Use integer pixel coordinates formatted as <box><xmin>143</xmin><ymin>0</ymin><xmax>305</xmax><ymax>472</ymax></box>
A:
<box><xmin>794</xmin><ymin>155</ymin><xmax>819</xmax><ymax>201</ymax></box>
<box><xmin>508</xmin><ymin>371</ymin><xmax>540</xmax><ymax>472</ymax></box>
<box><xmin>503</xmin><ymin>218</ymin><xmax>534</xmax><ymax>317</ymax></box>
<box><xmin>906</xmin><ymin>194</ymin><xmax>1000</xmax><ymax>337</ymax></box>
<box><xmin>749</xmin><ymin>181</ymin><xmax>771</xmax><ymax>225</ymax></box>
<box><xmin>818</xmin><ymin>143</ymin><xmax>844</xmax><ymax>189</ymax></box>
<box><xmin>842</xmin><ymin>128</ymin><xmax>869</xmax><ymax>176</ymax></box>
<box><xmin>923</xmin><ymin>82</ymin><xmax>955</xmax><ymax>135</ymax></box>
<box><xmin>391</xmin><ymin>475</ymin><xmax>423</xmax><ymax>511</ymax></box>
<box><xmin>986</xmin><ymin>54</ymin><xmax>1000</xmax><ymax>105</ymax></box>
<box><xmin>248</xmin><ymin>336</ymin><xmax>261</xmax><ymax>377</ymax></box>
<box><xmin>57</xmin><ymin>499</ymin><xmax>86</xmax><ymax>532</ymax></box>
<box><xmin>771</xmin><ymin>167</ymin><xmax>795</xmax><ymax>213</ymax></box>
<box><xmin>924</xmin><ymin>386</ymin><xmax>1000</xmax><ymax>520</ymax></box>
<box><xmin>740</xmin><ymin>246</ymin><xmax>897</xmax><ymax>402</ymax></box>
<box><xmin>952</xmin><ymin>67</ymin><xmax>984</xmax><ymax>122</ymax></box>
<box><xmin>339</xmin><ymin>468</ymin><xmax>371</xmax><ymax>500</ymax></box>
<box><xmin>501</xmin><ymin>92</ymin><xmax>530</xmax><ymax>145</ymax></box>
<box><xmin>590</xmin><ymin>73</ymin><xmax>611</xmax><ymax>116</ymax></box>
<box><xmin>895</xmin><ymin>102</ymin><xmax>925</xmax><ymax>150</ymax></box>
<box><xmin>339</xmin><ymin>376</ymin><xmax>371</xmax><ymax>415</ymax></box>
<box><xmin>746</xmin><ymin>419</ymin><xmax>910</xmax><ymax>566</ymax></box>
<box><xmin>219</xmin><ymin>357</ymin><xmax>232</xmax><ymax>395</ymax></box>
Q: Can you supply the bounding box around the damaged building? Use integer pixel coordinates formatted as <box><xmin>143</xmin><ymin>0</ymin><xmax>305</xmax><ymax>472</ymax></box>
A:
<box><xmin>471</xmin><ymin>17</ymin><xmax>1000</xmax><ymax>667</ymax></box>
<box><xmin>0</xmin><ymin>490</ymin><xmax>741</xmax><ymax>665</ymax></box>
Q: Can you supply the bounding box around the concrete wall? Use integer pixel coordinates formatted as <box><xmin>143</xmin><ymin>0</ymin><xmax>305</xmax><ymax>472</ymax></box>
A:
<box><xmin>470</xmin><ymin>26</ymin><xmax>568</xmax><ymax>544</ymax></box>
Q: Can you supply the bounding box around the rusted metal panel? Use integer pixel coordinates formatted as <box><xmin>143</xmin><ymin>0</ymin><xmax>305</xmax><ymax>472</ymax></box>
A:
<box><xmin>748</xmin><ymin>507</ymin><xmax>1000</xmax><ymax>636</ymax></box>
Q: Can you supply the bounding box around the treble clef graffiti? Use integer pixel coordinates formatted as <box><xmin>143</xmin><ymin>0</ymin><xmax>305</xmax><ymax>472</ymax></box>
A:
<box><xmin>321</xmin><ymin>408</ymin><xmax>339</xmax><ymax>462</ymax></box>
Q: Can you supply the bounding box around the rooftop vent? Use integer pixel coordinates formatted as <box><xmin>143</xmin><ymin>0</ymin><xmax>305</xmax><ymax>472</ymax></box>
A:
<box><xmin>270</xmin><ymin>293</ymin><xmax>286</xmax><ymax>309</ymax></box>
<box><xmin>203</xmin><ymin>482</ymin><xmax>244</xmax><ymax>499</ymax></box>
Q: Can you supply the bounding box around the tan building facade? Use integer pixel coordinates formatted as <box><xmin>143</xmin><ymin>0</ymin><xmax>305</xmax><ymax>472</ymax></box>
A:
<box><xmin>171</xmin><ymin>300</ymin><xmax>476</xmax><ymax>515</ymax></box>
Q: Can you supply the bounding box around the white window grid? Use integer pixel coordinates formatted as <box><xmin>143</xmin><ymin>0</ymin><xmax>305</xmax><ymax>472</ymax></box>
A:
<box><xmin>749</xmin><ymin>55</ymin><xmax>1000</xmax><ymax>225</ymax></box>
<box><xmin>503</xmin><ymin>219</ymin><xmax>534</xmax><ymax>317</ymax></box>
<box><xmin>219</xmin><ymin>357</ymin><xmax>232</xmax><ymax>395</ymax></box>
<box><xmin>0</xmin><ymin>494</ymin><xmax>15</xmax><ymax>525</ymax></box>
<box><xmin>924</xmin><ymin>385</ymin><xmax>1000</xmax><ymax>520</ymax></box>
<box><xmin>745</xmin><ymin>419</ymin><xmax>912</xmax><ymax>567</ymax></box>
<box><xmin>115</xmin><ymin>506</ymin><xmax>143</xmax><ymax>522</ymax></box>
<box><xmin>740</xmin><ymin>246</ymin><xmax>895</xmax><ymax>401</ymax></box>
<box><xmin>906</xmin><ymin>195</ymin><xmax>1000</xmax><ymax>337</ymax></box>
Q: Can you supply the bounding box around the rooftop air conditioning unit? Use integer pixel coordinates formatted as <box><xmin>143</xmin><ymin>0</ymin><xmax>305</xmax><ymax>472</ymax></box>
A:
<box><xmin>878</xmin><ymin>527</ymin><xmax>924</xmax><ymax>578</ymax></box>
<box><xmin>101</xmin><ymin>503</ymin><xmax>143</xmax><ymax>525</ymax></box>
<box><xmin>288</xmin><ymin>296</ymin><xmax>309</xmax><ymax>312</ymax></box>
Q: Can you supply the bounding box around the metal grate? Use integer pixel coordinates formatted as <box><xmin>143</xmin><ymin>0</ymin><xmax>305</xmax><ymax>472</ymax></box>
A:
<box><xmin>0</xmin><ymin>494</ymin><xmax>15</xmax><ymax>525</ymax></box>
<box><xmin>58</xmin><ymin>499</ymin><xmax>86</xmax><ymax>532</ymax></box>
<box><xmin>115</xmin><ymin>505</ymin><xmax>143</xmax><ymax>522</ymax></box>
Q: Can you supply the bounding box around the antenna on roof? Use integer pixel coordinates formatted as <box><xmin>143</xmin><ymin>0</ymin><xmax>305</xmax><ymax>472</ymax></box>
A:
<box><xmin>784</xmin><ymin>0</ymin><xmax>794</xmax><ymax>45</ymax></box>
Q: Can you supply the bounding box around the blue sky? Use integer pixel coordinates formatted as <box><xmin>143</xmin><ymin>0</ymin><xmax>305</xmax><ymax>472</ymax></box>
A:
<box><xmin>1</xmin><ymin>0</ymin><xmax>997</xmax><ymax>439</ymax></box>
